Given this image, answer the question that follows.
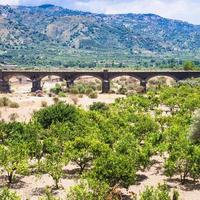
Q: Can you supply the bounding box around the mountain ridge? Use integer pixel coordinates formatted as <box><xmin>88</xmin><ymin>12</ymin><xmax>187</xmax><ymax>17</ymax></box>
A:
<box><xmin>0</xmin><ymin>4</ymin><xmax>200</xmax><ymax>68</ymax></box>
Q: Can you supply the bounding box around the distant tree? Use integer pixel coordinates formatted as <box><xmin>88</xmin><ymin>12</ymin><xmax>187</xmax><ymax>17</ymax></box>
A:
<box><xmin>183</xmin><ymin>61</ymin><xmax>194</xmax><ymax>70</ymax></box>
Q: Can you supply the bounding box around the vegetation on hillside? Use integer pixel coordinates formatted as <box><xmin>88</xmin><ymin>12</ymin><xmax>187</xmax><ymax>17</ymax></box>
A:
<box><xmin>0</xmin><ymin>4</ymin><xmax>200</xmax><ymax>68</ymax></box>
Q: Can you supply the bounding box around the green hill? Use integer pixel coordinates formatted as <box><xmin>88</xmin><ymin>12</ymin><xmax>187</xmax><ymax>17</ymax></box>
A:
<box><xmin>0</xmin><ymin>4</ymin><xmax>200</xmax><ymax>68</ymax></box>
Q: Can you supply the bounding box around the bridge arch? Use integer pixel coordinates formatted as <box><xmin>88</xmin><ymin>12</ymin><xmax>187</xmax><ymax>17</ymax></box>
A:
<box><xmin>72</xmin><ymin>74</ymin><xmax>103</xmax><ymax>82</ymax></box>
<box><xmin>110</xmin><ymin>75</ymin><xmax>141</xmax><ymax>94</ymax></box>
<box><xmin>69</xmin><ymin>75</ymin><xmax>103</xmax><ymax>94</ymax></box>
<box><xmin>109</xmin><ymin>74</ymin><xmax>142</xmax><ymax>82</ymax></box>
<box><xmin>5</xmin><ymin>74</ymin><xmax>32</xmax><ymax>93</ymax></box>
<box><xmin>41</xmin><ymin>75</ymin><xmax>65</xmax><ymax>88</ymax></box>
<box><xmin>146</xmin><ymin>75</ymin><xmax>177</xmax><ymax>89</ymax></box>
<box><xmin>3</xmin><ymin>73</ymin><xmax>32</xmax><ymax>82</ymax></box>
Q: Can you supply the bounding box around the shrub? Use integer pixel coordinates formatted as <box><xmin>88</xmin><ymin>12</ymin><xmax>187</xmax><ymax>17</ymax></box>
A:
<box><xmin>67</xmin><ymin>180</ymin><xmax>109</xmax><ymax>200</ymax></box>
<box><xmin>41</xmin><ymin>101</ymin><xmax>48</xmax><ymax>107</ymax></box>
<box><xmin>89</xmin><ymin>152</ymin><xmax>137</xmax><ymax>188</ymax></box>
<box><xmin>53</xmin><ymin>97</ymin><xmax>59</xmax><ymax>104</ymax></box>
<box><xmin>78</xmin><ymin>94</ymin><xmax>83</xmax><ymax>98</ymax></box>
<box><xmin>88</xmin><ymin>92</ymin><xmax>98</xmax><ymax>99</ymax></box>
<box><xmin>40</xmin><ymin>187</ymin><xmax>60</xmax><ymax>200</ymax></box>
<box><xmin>89</xmin><ymin>102</ymin><xmax>108</xmax><ymax>112</ymax></box>
<box><xmin>50</xmin><ymin>83</ymin><xmax>62</xmax><ymax>95</ymax></box>
<box><xmin>70</xmin><ymin>87</ymin><xmax>79</xmax><ymax>94</ymax></box>
<box><xmin>139</xmin><ymin>184</ymin><xmax>179</xmax><ymax>200</ymax></box>
<box><xmin>9</xmin><ymin>102</ymin><xmax>20</xmax><ymax>108</ymax></box>
<box><xmin>70</xmin><ymin>96</ymin><xmax>79</xmax><ymax>105</ymax></box>
<box><xmin>0</xmin><ymin>188</ymin><xmax>21</xmax><ymax>200</ymax></box>
<box><xmin>58</xmin><ymin>92</ymin><xmax>66</xmax><ymax>97</ymax></box>
<box><xmin>9</xmin><ymin>113</ymin><xmax>19</xmax><ymax>122</ymax></box>
<box><xmin>183</xmin><ymin>61</ymin><xmax>195</xmax><ymax>71</ymax></box>
<box><xmin>118</xmin><ymin>86</ymin><xmax>127</xmax><ymax>95</ymax></box>
<box><xmin>85</xmin><ymin>88</ymin><xmax>93</xmax><ymax>95</ymax></box>
<box><xmin>0</xmin><ymin>97</ymin><xmax>11</xmax><ymax>107</ymax></box>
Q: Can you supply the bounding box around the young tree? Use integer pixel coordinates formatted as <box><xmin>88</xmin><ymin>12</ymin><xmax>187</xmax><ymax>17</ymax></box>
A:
<box><xmin>183</xmin><ymin>61</ymin><xmax>194</xmax><ymax>71</ymax></box>
<box><xmin>0</xmin><ymin>142</ymin><xmax>29</xmax><ymax>185</ymax></box>
<box><xmin>139</xmin><ymin>184</ymin><xmax>179</xmax><ymax>200</ymax></box>
<box><xmin>65</xmin><ymin>136</ymin><xmax>109</xmax><ymax>174</ymax></box>
<box><xmin>88</xmin><ymin>151</ymin><xmax>136</xmax><ymax>189</ymax></box>
<box><xmin>42</xmin><ymin>153</ymin><xmax>65</xmax><ymax>189</ymax></box>
<box><xmin>190</xmin><ymin>110</ymin><xmax>200</xmax><ymax>144</ymax></box>
<box><xmin>67</xmin><ymin>179</ymin><xmax>109</xmax><ymax>200</ymax></box>
<box><xmin>164</xmin><ymin>131</ymin><xmax>200</xmax><ymax>184</ymax></box>
<box><xmin>33</xmin><ymin>102</ymin><xmax>79</xmax><ymax>129</ymax></box>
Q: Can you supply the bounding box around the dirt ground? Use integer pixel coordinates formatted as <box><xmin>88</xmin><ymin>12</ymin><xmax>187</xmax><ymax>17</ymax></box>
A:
<box><xmin>0</xmin><ymin>79</ymin><xmax>199</xmax><ymax>199</ymax></box>
<box><xmin>0</xmin><ymin>80</ymin><xmax>125</xmax><ymax>122</ymax></box>
<box><xmin>0</xmin><ymin>156</ymin><xmax>199</xmax><ymax>200</ymax></box>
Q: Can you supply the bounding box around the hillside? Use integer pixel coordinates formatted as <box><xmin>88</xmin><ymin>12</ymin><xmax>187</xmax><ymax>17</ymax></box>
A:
<box><xmin>0</xmin><ymin>4</ymin><xmax>200</xmax><ymax>68</ymax></box>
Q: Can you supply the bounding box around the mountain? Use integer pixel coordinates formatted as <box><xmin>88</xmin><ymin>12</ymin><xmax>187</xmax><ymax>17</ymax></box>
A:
<box><xmin>0</xmin><ymin>4</ymin><xmax>200</xmax><ymax>68</ymax></box>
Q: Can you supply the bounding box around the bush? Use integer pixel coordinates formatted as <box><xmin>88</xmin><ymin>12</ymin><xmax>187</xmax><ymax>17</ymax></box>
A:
<box><xmin>118</xmin><ymin>86</ymin><xmax>128</xmax><ymax>95</ymax></box>
<box><xmin>139</xmin><ymin>184</ymin><xmax>179</xmax><ymax>200</ymax></box>
<box><xmin>58</xmin><ymin>92</ymin><xmax>66</xmax><ymax>97</ymax></box>
<box><xmin>40</xmin><ymin>187</ymin><xmax>60</xmax><ymax>200</ymax></box>
<box><xmin>53</xmin><ymin>97</ymin><xmax>59</xmax><ymax>104</ymax></box>
<box><xmin>70</xmin><ymin>96</ymin><xmax>79</xmax><ymax>105</ymax></box>
<box><xmin>85</xmin><ymin>88</ymin><xmax>93</xmax><ymax>95</ymax></box>
<box><xmin>0</xmin><ymin>97</ymin><xmax>11</xmax><ymax>107</ymax></box>
<box><xmin>0</xmin><ymin>188</ymin><xmax>21</xmax><ymax>200</ymax></box>
<box><xmin>183</xmin><ymin>61</ymin><xmax>195</xmax><ymax>71</ymax></box>
<box><xmin>9</xmin><ymin>102</ymin><xmax>20</xmax><ymax>108</ymax></box>
<box><xmin>88</xmin><ymin>92</ymin><xmax>98</xmax><ymax>99</ymax></box>
<box><xmin>41</xmin><ymin>101</ymin><xmax>48</xmax><ymax>107</ymax></box>
<box><xmin>70</xmin><ymin>87</ymin><xmax>79</xmax><ymax>94</ymax></box>
<box><xmin>50</xmin><ymin>83</ymin><xmax>62</xmax><ymax>95</ymax></box>
<box><xmin>89</xmin><ymin>152</ymin><xmax>136</xmax><ymax>188</ymax></box>
<box><xmin>9</xmin><ymin>113</ymin><xmax>19</xmax><ymax>122</ymax></box>
<box><xmin>89</xmin><ymin>102</ymin><xmax>108</xmax><ymax>112</ymax></box>
<box><xmin>78</xmin><ymin>94</ymin><xmax>83</xmax><ymax>98</ymax></box>
<box><xmin>67</xmin><ymin>180</ymin><xmax>109</xmax><ymax>200</ymax></box>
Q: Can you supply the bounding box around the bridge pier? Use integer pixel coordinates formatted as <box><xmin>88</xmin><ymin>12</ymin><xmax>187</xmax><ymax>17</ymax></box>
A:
<box><xmin>66</xmin><ymin>79</ymin><xmax>74</xmax><ymax>88</ymax></box>
<box><xmin>0</xmin><ymin>79</ymin><xmax>10</xmax><ymax>93</ymax></box>
<box><xmin>140</xmin><ymin>80</ymin><xmax>147</xmax><ymax>92</ymax></box>
<box><xmin>102</xmin><ymin>79</ymin><xmax>110</xmax><ymax>93</ymax></box>
<box><xmin>31</xmin><ymin>79</ymin><xmax>42</xmax><ymax>92</ymax></box>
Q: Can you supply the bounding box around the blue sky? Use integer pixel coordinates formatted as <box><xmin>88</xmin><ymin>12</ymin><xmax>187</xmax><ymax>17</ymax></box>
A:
<box><xmin>1</xmin><ymin>0</ymin><xmax>200</xmax><ymax>24</ymax></box>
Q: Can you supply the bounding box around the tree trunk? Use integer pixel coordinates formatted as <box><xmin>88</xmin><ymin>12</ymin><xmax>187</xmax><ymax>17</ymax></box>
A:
<box><xmin>7</xmin><ymin>171</ymin><xmax>14</xmax><ymax>186</ymax></box>
<box><xmin>55</xmin><ymin>179</ymin><xmax>59</xmax><ymax>189</ymax></box>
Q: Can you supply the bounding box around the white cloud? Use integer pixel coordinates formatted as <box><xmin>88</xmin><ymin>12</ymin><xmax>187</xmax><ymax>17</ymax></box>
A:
<box><xmin>70</xmin><ymin>0</ymin><xmax>200</xmax><ymax>24</ymax></box>
<box><xmin>0</xmin><ymin>0</ymin><xmax>19</xmax><ymax>5</ymax></box>
<box><xmin>0</xmin><ymin>0</ymin><xmax>200</xmax><ymax>24</ymax></box>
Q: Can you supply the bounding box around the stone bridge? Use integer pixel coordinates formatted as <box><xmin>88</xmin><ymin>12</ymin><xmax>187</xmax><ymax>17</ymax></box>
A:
<box><xmin>0</xmin><ymin>69</ymin><xmax>200</xmax><ymax>93</ymax></box>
